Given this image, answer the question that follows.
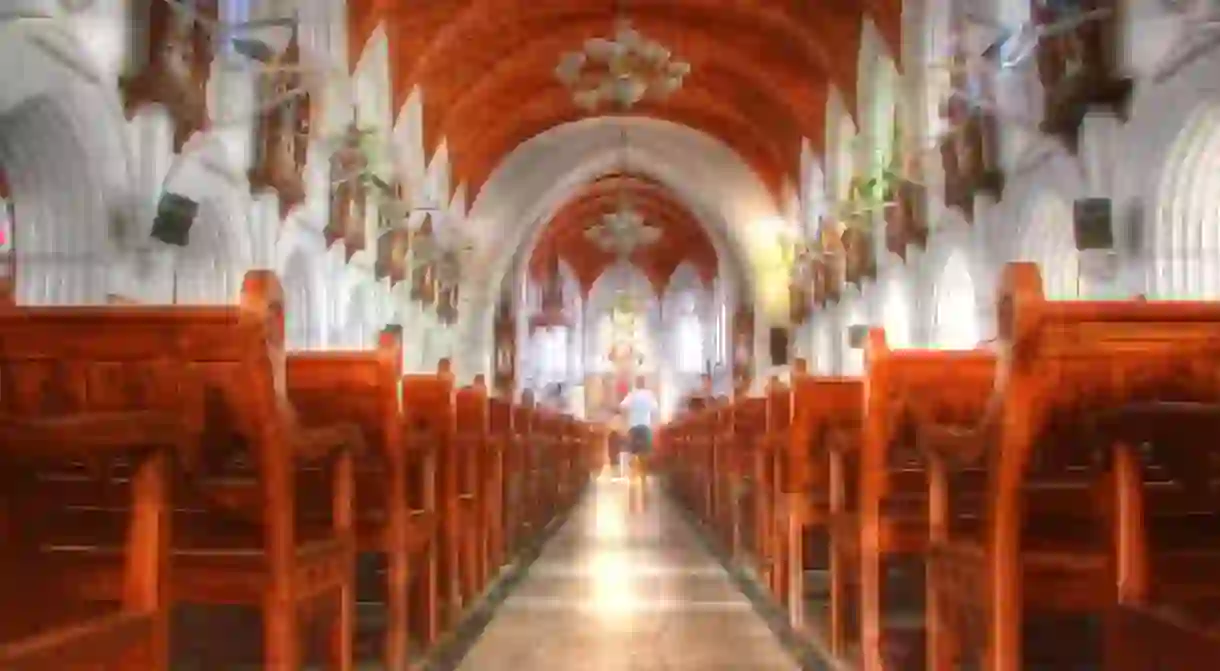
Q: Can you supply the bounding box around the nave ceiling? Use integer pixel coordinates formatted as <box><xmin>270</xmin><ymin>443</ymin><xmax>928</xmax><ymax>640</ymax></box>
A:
<box><xmin>350</xmin><ymin>0</ymin><xmax>903</xmax><ymax>201</ymax></box>
<box><xmin>527</xmin><ymin>173</ymin><xmax>717</xmax><ymax>293</ymax></box>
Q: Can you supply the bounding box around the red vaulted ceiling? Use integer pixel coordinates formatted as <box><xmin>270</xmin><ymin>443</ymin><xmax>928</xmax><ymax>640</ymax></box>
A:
<box><xmin>350</xmin><ymin>0</ymin><xmax>903</xmax><ymax>201</ymax></box>
<box><xmin>528</xmin><ymin>174</ymin><xmax>717</xmax><ymax>293</ymax></box>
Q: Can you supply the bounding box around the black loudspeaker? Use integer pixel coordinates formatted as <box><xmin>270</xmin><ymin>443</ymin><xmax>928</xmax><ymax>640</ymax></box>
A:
<box><xmin>848</xmin><ymin>324</ymin><xmax>869</xmax><ymax>350</ymax></box>
<box><xmin>769</xmin><ymin>327</ymin><xmax>789</xmax><ymax>366</ymax></box>
<box><xmin>1073</xmin><ymin>198</ymin><xmax>1114</xmax><ymax>250</ymax></box>
<box><xmin>151</xmin><ymin>193</ymin><xmax>199</xmax><ymax>247</ymax></box>
<box><xmin>231</xmin><ymin>38</ymin><xmax>276</xmax><ymax>63</ymax></box>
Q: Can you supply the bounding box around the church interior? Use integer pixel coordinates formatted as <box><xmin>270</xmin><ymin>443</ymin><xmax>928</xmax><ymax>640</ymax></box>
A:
<box><xmin>2</xmin><ymin>0</ymin><xmax>1220</xmax><ymax>669</ymax></box>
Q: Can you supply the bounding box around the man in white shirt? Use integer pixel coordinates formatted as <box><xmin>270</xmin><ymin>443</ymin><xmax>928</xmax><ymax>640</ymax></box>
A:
<box><xmin>619</xmin><ymin>376</ymin><xmax>659</xmax><ymax>510</ymax></box>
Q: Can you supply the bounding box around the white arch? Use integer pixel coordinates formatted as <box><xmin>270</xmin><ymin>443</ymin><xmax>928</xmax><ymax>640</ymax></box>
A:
<box><xmin>1017</xmin><ymin>190</ymin><xmax>1081</xmax><ymax>299</ymax></box>
<box><xmin>665</xmin><ymin>261</ymin><xmax>706</xmax><ymax>295</ymax></box>
<box><xmin>0</xmin><ymin>22</ymin><xmax>136</xmax><ymax>304</ymax></box>
<box><xmin>1113</xmin><ymin>34</ymin><xmax>1220</xmax><ymax>297</ymax></box>
<box><xmin>1148</xmin><ymin>103</ymin><xmax>1220</xmax><ymax>299</ymax></box>
<box><xmin>345</xmin><ymin>282</ymin><xmax>370</xmax><ymax>347</ymax></box>
<box><xmin>456</xmin><ymin>117</ymin><xmax>781</xmax><ymax>380</ymax></box>
<box><xmin>162</xmin><ymin>134</ymin><xmax>257</xmax><ymax>303</ymax></box>
<box><xmin>881</xmin><ymin>275</ymin><xmax>912</xmax><ymax>349</ymax></box>
<box><xmin>663</xmin><ymin>262</ymin><xmax>709</xmax><ymax>376</ymax></box>
<box><xmin>280</xmin><ymin>245</ymin><xmax>320</xmax><ymax>350</ymax></box>
<box><xmin>932</xmin><ymin>251</ymin><xmax>980</xmax><ymax>349</ymax></box>
<box><xmin>467</xmin><ymin>118</ymin><xmax>770</xmax><ymax>294</ymax></box>
<box><xmin>813</xmin><ymin>318</ymin><xmax>835</xmax><ymax>374</ymax></box>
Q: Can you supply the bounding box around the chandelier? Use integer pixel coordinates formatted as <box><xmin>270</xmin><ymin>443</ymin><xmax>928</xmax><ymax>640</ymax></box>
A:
<box><xmin>585</xmin><ymin>204</ymin><xmax>661</xmax><ymax>257</ymax></box>
<box><xmin>555</xmin><ymin>19</ymin><xmax>691</xmax><ymax>111</ymax></box>
<box><xmin>584</xmin><ymin>129</ymin><xmax>661</xmax><ymax>257</ymax></box>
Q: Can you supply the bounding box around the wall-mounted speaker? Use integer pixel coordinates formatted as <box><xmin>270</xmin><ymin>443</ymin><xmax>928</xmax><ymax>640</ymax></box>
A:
<box><xmin>769</xmin><ymin>327</ymin><xmax>789</xmax><ymax>366</ymax></box>
<box><xmin>848</xmin><ymin>324</ymin><xmax>869</xmax><ymax>349</ymax></box>
<box><xmin>150</xmin><ymin>193</ymin><xmax>199</xmax><ymax>247</ymax></box>
<box><xmin>232</xmin><ymin>38</ymin><xmax>276</xmax><ymax>63</ymax></box>
<box><xmin>1073</xmin><ymin>198</ymin><xmax>1114</xmax><ymax>250</ymax></box>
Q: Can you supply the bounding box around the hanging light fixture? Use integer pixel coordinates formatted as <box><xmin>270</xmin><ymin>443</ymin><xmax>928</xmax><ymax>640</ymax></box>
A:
<box><xmin>584</xmin><ymin>130</ymin><xmax>662</xmax><ymax>258</ymax></box>
<box><xmin>554</xmin><ymin>1</ymin><xmax>690</xmax><ymax>112</ymax></box>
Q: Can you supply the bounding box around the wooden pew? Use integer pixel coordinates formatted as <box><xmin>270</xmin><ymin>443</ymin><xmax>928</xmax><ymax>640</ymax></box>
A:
<box><xmin>797</xmin><ymin>376</ymin><xmax>864</xmax><ymax>655</ymax></box>
<box><xmin>487</xmin><ymin>394</ymin><xmax>512</xmax><ymax>581</ymax></box>
<box><xmin>1</xmin><ymin>272</ymin><xmax>361</xmax><ymax>670</ymax></box>
<box><xmin>836</xmin><ymin>328</ymin><xmax>995</xmax><ymax>671</ymax></box>
<box><xmin>1109</xmin><ymin>606</ymin><xmax>1220</xmax><ymax>670</ymax></box>
<box><xmin>530</xmin><ymin>407</ymin><xmax>559</xmax><ymax>535</ymax></box>
<box><xmin>453</xmin><ymin>381</ymin><xmax>488</xmax><ymax>605</ymax></box>
<box><xmin>284</xmin><ymin>327</ymin><xmax>438</xmax><ymax>669</ymax></box>
<box><xmin>778</xmin><ymin>361</ymin><xmax>862</xmax><ymax>632</ymax></box>
<box><xmin>756</xmin><ymin>377</ymin><xmax>790</xmax><ymax>598</ymax></box>
<box><xmin>920</xmin><ymin>262</ymin><xmax>1220</xmax><ymax>671</ymax></box>
<box><xmin>731</xmin><ymin>397</ymin><xmax>767</xmax><ymax>563</ymax></box>
<box><xmin>400</xmin><ymin>362</ymin><xmax>455</xmax><ymax>636</ymax></box>
<box><xmin>555</xmin><ymin>415</ymin><xmax>573</xmax><ymax>509</ymax></box>
<box><xmin>713</xmin><ymin>400</ymin><xmax>736</xmax><ymax>548</ymax></box>
<box><xmin>0</xmin><ymin>320</ymin><xmax>205</xmax><ymax>670</ymax></box>
<box><xmin>505</xmin><ymin>393</ymin><xmax>535</xmax><ymax>556</ymax></box>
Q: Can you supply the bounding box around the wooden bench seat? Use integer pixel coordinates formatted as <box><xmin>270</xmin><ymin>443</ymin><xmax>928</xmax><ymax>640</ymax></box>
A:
<box><xmin>1109</xmin><ymin>605</ymin><xmax>1220</xmax><ymax>670</ymax></box>
<box><xmin>920</xmin><ymin>262</ymin><xmax>1220</xmax><ymax>671</ymax></box>
<box><xmin>834</xmin><ymin>331</ymin><xmax>997</xmax><ymax>671</ymax></box>
<box><xmin>0</xmin><ymin>271</ymin><xmax>361</xmax><ymax>670</ymax></box>
<box><xmin>487</xmin><ymin>395</ymin><xmax>511</xmax><ymax>577</ymax></box>
<box><xmin>0</xmin><ymin>407</ymin><xmax>200</xmax><ymax>671</ymax></box>
<box><xmin>400</xmin><ymin>364</ymin><xmax>455</xmax><ymax>638</ymax></box>
<box><xmin>503</xmin><ymin>394</ymin><xmax>535</xmax><ymax>557</ymax></box>
<box><xmin>730</xmin><ymin>397</ymin><xmax>767</xmax><ymax>562</ymax></box>
<box><xmin>285</xmin><ymin>326</ymin><xmax>439</xmax><ymax>669</ymax></box>
<box><xmin>453</xmin><ymin>381</ymin><xmax>490</xmax><ymax>604</ymax></box>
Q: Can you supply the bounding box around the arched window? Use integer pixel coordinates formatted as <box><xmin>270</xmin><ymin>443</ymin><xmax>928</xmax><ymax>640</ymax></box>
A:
<box><xmin>1021</xmin><ymin>193</ymin><xmax>1081</xmax><ymax>299</ymax></box>
<box><xmin>282</xmin><ymin>256</ymin><xmax>312</xmax><ymax>349</ymax></box>
<box><xmin>1152</xmin><ymin>106</ymin><xmax>1220</xmax><ymax>299</ymax></box>
<box><xmin>814</xmin><ymin>320</ymin><xmax>835</xmax><ymax>373</ymax></box>
<box><xmin>882</xmin><ymin>277</ymin><xmax>911</xmax><ymax>348</ymax></box>
<box><xmin>535</xmin><ymin>326</ymin><xmax>569</xmax><ymax>384</ymax></box>
<box><xmin>674</xmin><ymin>298</ymin><xmax>705</xmax><ymax>374</ymax></box>
<box><xmin>716</xmin><ymin>297</ymin><xmax>729</xmax><ymax>364</ymax></box>
<box><xmin>933</xmin><ymin>252</ymin><xmax>980</xmax><ymax>348</ymax></box>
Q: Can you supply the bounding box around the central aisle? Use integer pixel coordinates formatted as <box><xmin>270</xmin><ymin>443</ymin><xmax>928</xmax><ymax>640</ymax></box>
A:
<box><xmin>455</xmin><ymin>475</ymin><xmax>801</xmax><ymax>670</ymax></box>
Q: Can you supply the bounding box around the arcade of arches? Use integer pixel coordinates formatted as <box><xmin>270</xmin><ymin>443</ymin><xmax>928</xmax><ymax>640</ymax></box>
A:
<box><xmin>4</xmin><ymin>1</ymin><xmax>1220</xmax><ymax>669</ymax></box>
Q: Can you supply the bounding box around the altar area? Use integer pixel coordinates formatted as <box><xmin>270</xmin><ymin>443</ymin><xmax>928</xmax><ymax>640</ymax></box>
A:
<box><xmin>518</xmin><ymin>261</ymin><xmax>728</xmax><ymax>425</ymax></box>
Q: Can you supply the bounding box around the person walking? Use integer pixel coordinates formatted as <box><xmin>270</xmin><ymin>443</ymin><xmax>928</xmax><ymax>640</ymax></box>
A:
<box><xmin>618</xmin><ymin>376</ymin><xmax>659</xmax><ymax>512</ymax></box>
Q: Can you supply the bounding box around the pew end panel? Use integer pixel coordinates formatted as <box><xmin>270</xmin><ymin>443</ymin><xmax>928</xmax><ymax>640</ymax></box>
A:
<box><xmin>0</xmin><ymin>311</ymin><xmax>213</xmax><ymax>670</ymax></box>
<box><xmin>926</xmin><ymin>261</ymin><xmax>1220</xmax><ymax>671</ymax></box>
<box><xmin>401</xmin><ymin>367</ymin><xmax>456</xmax><ymax>634</ymax></box>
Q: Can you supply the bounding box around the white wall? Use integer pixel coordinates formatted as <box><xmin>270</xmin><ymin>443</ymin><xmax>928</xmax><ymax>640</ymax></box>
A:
<box><xmin>804</xmin><ymin>1</ymin><xmax>1220</xmax><ymax>375</ymax></box>
<box><xmin>12</xmin><ymin>3</ymin><xmax>1219</xmax><ymax>387</ymax></box>
<box><xmin>0</xmin><ymin>3</ymin><xmax>460</xmax><ymax>363</ymax></box>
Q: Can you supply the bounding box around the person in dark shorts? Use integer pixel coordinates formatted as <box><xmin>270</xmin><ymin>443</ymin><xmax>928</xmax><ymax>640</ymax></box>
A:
<box><xmin>618</xmin><ymin>376</ymin><xmax>659</xmax><ymax>510</ymax></box>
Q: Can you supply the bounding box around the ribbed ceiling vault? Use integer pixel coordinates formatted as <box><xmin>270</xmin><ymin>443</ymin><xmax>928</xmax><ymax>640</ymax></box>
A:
<box><xmin>350</xmin><ymin>0</ymin><xmax>902</xmax><ymax>200</ymax></box>
<box><xmin>528</xmin><ymin>173</ymin><xmax>716</xmax><ymax>292</ymax></box>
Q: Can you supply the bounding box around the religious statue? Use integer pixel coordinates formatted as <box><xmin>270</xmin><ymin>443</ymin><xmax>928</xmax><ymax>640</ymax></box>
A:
<box><xmin>248</xmin><ymin>33</ymin><xmax>310</xmax><ymax>217</ymax></box>
<box><xmin>120</xmin><ymin>0</ymin><xmax>216</xmax><ymax>150</ymax></box>
<box><xmin>326</xmin><ymin>122</ymin><xmax>369</xmax><ymax>258</ymax></box>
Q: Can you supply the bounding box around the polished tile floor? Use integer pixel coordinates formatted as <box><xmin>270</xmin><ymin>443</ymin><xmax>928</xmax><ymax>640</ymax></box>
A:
<box><xmin>456</xmin><ymin>474</ymin><xmax>800</xmax><ymax>670</ymax></box>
